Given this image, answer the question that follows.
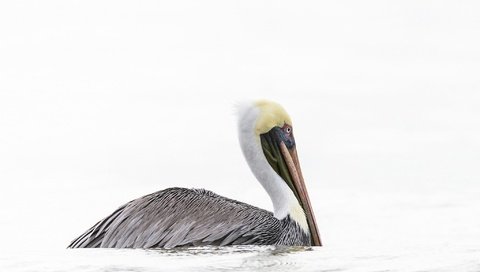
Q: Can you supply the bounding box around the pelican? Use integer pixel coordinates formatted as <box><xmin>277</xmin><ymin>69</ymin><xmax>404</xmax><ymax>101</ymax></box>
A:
<box><xmin>68</xmin><ymin>100</ymin><xmax>322</xmax><ymax>248</ymax></box>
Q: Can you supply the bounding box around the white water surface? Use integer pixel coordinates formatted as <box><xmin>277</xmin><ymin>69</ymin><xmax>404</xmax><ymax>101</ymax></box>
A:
<box><xmin>1</xmin><ymin>244</ymin><xmax>479</xmax><ymax>272</ymax></box>
<box><xmin>1</xmin><ymin>0</ymin><xmax>479</xmax><ymax>271</ymax></box>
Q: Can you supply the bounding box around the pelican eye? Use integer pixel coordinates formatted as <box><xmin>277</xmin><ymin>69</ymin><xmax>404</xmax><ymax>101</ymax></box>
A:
<box><xmin>282</xmin><ymin>125</ymin><xmax>292</xmax><ymax>135</ymax></box>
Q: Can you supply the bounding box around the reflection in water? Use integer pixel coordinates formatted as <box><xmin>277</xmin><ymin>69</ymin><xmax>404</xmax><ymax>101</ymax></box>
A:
<box><xmin>236</xmin><ymin>246</ymin><xmax>311</xmax><ymax>272</ymax></box>
<box><xmin>1</xmin><ymin>245</ymin><xmax>478</xmax><ymax>272</ymax></box>
<box><xmin>146</xmin><ymin>245</ymin><xmax>312</xmax><ymax>256</ymax></box>
<box><xmin>145</xmin><ymin>246</ymin><xmax>315</xmax><ymax>272</ymax></box>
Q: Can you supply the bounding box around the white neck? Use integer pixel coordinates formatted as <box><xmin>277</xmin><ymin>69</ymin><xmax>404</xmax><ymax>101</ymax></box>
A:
<box><xmin>236</xmin><ymin>103</ymin><xmax>309</xmax><ymax>232</ymax></box>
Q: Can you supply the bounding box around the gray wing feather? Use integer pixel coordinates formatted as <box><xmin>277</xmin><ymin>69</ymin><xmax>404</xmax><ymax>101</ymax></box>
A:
<box><xmin>68</xmin><ymin>187</ymin><xmax>281</xmax><ymax>248</ymax></box>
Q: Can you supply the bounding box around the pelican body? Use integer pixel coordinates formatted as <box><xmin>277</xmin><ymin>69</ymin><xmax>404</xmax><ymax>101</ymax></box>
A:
<box><xmin>69</xmin><ymin>100</ymin><xmax>322</xmax><ymax>248</ymax></box>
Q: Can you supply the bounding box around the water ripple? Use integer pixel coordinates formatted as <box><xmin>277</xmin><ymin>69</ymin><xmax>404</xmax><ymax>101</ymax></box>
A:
<box><xmin>0</xmin><ymin>245</ymin><xmax>478</xmax><ymax>272</ymax></box>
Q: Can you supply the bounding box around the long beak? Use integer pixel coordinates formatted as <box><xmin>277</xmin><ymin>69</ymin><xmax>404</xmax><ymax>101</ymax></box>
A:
<box><xmin>279</xmin><ymin>142</ymin><xmax>322</xmax><ymax>246</ymax></box>
<box><xmin>260</xmin><ymin>128</ymin><xmax>322</xmax><ymax>246</ymax></box>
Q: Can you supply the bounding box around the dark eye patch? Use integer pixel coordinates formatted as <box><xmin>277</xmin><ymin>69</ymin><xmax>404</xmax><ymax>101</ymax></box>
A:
<box><xmin>274</xmin><ymin>126</ymin><xmax>295</xmax><ymax>149</ymax></box>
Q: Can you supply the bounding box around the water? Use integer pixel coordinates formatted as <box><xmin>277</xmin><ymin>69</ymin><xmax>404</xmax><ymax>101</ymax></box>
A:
<box><xmin>1</xmin><ymin>244</ymin><xmax>479</xmax><ymax>272</ymax></box>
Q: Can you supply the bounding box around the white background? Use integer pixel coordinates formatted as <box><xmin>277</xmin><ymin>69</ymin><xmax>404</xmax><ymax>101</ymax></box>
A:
<box><xmin>1</xmin><ymin>1</ymin><xmax>479</xmax><ymax>252</ymax></box>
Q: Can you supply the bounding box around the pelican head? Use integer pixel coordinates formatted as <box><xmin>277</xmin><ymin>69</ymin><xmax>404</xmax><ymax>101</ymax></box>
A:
<box><xmin>237</xmin><ymin>100</ymin><xmax>322</xmax><ymax>246</ymax></box>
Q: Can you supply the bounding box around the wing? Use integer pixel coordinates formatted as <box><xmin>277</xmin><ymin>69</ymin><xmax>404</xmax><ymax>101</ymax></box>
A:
<box><xmin>68</xmin><ymin>187</ymin><xmax>281</xmax><ymax>248</ymax></box>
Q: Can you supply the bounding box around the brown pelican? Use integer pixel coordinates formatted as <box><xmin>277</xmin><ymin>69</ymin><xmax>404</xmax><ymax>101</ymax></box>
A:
<box><xmin>69</xmin><ymin>100</ymin><xmax>322</xmax><ymax>248</ymax></box>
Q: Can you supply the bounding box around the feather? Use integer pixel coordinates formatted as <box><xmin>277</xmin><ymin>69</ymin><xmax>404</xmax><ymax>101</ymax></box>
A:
<box><xmin>68</xmin><ymin>187</ymin><xmax>309</xmax><ymax>248</ymax></box>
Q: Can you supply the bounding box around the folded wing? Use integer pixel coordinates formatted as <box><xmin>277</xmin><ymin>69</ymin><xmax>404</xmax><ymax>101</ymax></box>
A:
<box><xmin>68</xmin><ymin>187</ymin><xmax>281</xmax><ymax>248</ymax></box>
